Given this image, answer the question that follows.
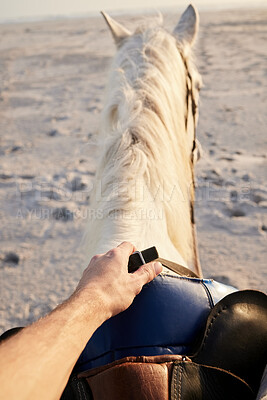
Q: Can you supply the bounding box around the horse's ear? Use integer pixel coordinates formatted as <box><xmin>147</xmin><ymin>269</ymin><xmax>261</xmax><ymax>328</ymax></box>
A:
<box><xmin>101</xmin><ymin>12</ymin><xmax>131</xmax><ymax>46</ymax></box>
<box><xmin>173</xmin><ymin>4</ymin><xmax>199</xmax><ymax>46</ymax></box>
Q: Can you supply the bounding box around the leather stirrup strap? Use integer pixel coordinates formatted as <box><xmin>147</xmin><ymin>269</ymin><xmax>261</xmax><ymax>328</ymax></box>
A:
<box><xmin>157</xmin><ymin>257</ymin><xmax>200</xmax><ymax>278</ymax></box>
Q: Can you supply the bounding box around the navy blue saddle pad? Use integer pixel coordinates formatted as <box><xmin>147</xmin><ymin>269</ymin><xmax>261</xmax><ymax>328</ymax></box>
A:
<box><xmin>74</xmin><ymin>274</ymin><xmax>237</xmax><ymax>373</ymax></box>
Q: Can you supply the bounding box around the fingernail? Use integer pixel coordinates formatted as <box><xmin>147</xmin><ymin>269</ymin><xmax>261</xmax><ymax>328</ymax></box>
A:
<box><xmin>153</xmin><ymin>262</ymin><xmax>163</xmax><ymax>275</ymax></box>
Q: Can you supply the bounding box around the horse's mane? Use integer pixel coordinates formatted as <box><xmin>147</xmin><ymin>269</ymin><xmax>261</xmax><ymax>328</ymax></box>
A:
<box><xmin>87</xmin><ymin>20</ymin><xmax>201</xmax><ymax>265</ymax></box>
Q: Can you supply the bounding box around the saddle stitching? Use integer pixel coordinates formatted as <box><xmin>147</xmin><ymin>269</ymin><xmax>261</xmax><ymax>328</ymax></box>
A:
<box><xmin>178</xmin><ymin>364</ymin><xmax>182</xmax><ymax>400</ymax></box>
<box><xmin>79</xmin><ymin>380</ymin><xmax>88</xmax><ymax>399</ymax></box>
<box><xmin>76</xmin><ymin>379</ymin><xmax>83</xmax><ymax>400</ymax></box>
<box><xmin>200</xmin><ymin>281</ymin><xmax>214</xmax><ymax>310</ymax></box>
<box><xmin>173</xmin><ymin>363</ymin><xmax>178</xmax><ymax>399</ymax></box>
<box><xmin>201</xmin><ymin>305</ymin><xmax>228</xmax><ymax>352</ymax></box>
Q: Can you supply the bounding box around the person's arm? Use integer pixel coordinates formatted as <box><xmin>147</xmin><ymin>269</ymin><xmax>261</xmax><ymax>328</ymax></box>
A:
<box><xmin>0</xmin><ymin>242</ymin><xmax>162</xmax><ymax>400</ymax></box>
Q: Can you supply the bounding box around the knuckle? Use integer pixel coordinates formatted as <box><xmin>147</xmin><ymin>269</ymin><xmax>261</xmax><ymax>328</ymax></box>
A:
<box><xmin>106</xmin><ymin>247</ymin><xmax>119</xmax><ymax>258</ymax></box>
<box><xmin>91</xmin><ymin>254</ymin><xmax>100</xmax><ymax>263</ymax></box>
<box><xmin>142</xmin><ymin>265</ymin><xmax>154</xmax><ymax>281</ymax></box>
<box><xmin>134</xmin><ymin>284</ymin><xmax>143</xmax><ymax>296</ymax></box>
<box><xmin>120</xmin><ymin>241</ymin><xmax>134</xmax><ymax>250</ymax></box>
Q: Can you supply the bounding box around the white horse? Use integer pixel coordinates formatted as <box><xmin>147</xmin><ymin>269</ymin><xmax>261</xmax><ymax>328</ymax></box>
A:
<box><xmin>84</xmin><ymin>4</ymin><xmax>203</xmax><ymax>276</ymax></box>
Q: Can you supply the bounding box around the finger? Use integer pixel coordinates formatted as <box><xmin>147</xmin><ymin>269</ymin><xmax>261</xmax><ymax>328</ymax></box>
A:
<box><xmin>133</xmin><ymin>261</ymin><xmax>162</xmax><ymax>286</ymax></box>
<box><xmin>132</xmin><ymin>245</ymin><xmax>137</xmax><ymax>253</ymax></box>
<box><xmin>116</xmin><ymin>241</ymin><xmax>136</xmax><ymax>256</ymax></box>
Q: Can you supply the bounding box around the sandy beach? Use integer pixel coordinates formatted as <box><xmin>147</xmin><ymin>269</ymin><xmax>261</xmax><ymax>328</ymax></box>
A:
<box><xmin>0</xmin><ymin>7</ymin><xmax>266</xmax><ymax>333</ymax></box>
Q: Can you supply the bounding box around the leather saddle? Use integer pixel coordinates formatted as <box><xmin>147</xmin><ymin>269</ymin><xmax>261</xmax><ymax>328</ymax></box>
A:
<box><xmin>62</xmin><ymin>289</ymin><xmax>267</xmax><ymax>400</ymax></box>
<box><xmin>74</xmin><ymin>273</ymin><xmax>237</xmax><ymax>372</ymax></box>
<box><xmin>1</xmin><ymin>253</ymin><xmax>266</xmax><ymax>399</ymax></box>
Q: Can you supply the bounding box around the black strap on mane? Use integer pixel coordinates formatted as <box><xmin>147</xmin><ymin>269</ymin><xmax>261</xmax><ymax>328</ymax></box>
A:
<box><xmin>127</xmin><ymin>246</ymin><xmax>199</xmax><ymax>277</ymax></box>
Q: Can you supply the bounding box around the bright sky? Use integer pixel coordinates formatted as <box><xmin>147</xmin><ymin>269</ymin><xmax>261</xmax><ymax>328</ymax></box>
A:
<box><xmin>0</xmin><ymin>0</ymin><xmax>266</xmax><ymax>21</ymax></box>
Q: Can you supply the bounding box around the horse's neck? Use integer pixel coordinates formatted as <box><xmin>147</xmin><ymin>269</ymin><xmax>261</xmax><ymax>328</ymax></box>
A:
<box><xmin>84</xmin><ymin>115</ymin><xmax>193</xmax><ymax>268</ymax></box>
<box><xmin>84</xmin><ymin>34</ymin><xmax>195</xmax><ymax>268</ymax></box>
<box><xmin>84</xmin><ymin>175</ymin><xmax>187</xmax><ymax>266</ymax></box>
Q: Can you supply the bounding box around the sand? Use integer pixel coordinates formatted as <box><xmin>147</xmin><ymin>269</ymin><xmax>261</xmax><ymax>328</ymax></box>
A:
<box><xmin>0</xmin><ymin>8</ymin><xmax>266</xmax><ymax>333</ymax></box>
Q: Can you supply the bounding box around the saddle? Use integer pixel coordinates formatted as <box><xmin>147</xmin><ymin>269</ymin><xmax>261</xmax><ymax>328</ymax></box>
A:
<box><xmin>73</xmin><ymin>274</ymin><xmax>236</xmax><ymax>373</ymax></box>
<box><xmin>60</xmin><ymin>253</ymin><xmax>267</xmax><ymax>400</ymax></box>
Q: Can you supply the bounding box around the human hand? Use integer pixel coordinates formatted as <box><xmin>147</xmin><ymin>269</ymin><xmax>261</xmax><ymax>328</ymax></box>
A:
<box><xmin>74</xmin><ymin>242</ymin><xmax>162</xmax><ymax>321</ymax></box>
<box><xmin>0</xmin><ymin>243</ymin><xmax>161</xmax><ymax>400</ymax></box>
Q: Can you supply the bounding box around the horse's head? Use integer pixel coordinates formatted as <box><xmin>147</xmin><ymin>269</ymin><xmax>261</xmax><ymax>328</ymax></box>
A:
<box><xmin>101</xmin><ymin>4</ymin><xmax>202</xmax><ymax>165</ymax></box>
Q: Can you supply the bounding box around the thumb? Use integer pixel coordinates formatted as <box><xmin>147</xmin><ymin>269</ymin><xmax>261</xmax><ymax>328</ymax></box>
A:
<box><xmin>151</xmin><ymin>261</ymin><xmax>163</xmax><ymax>276</ymax></box>
<box><xmin>133</xmin><ymin>261</ymin><xmax>163</xmax><ymax>285</ymax></box>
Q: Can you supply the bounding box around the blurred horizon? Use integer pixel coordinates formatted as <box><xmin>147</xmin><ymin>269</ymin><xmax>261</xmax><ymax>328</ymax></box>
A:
<box><xmin>1</xmin><ymin>0</ymin><xmax>267</xmax><ymax>23</ymax></box>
